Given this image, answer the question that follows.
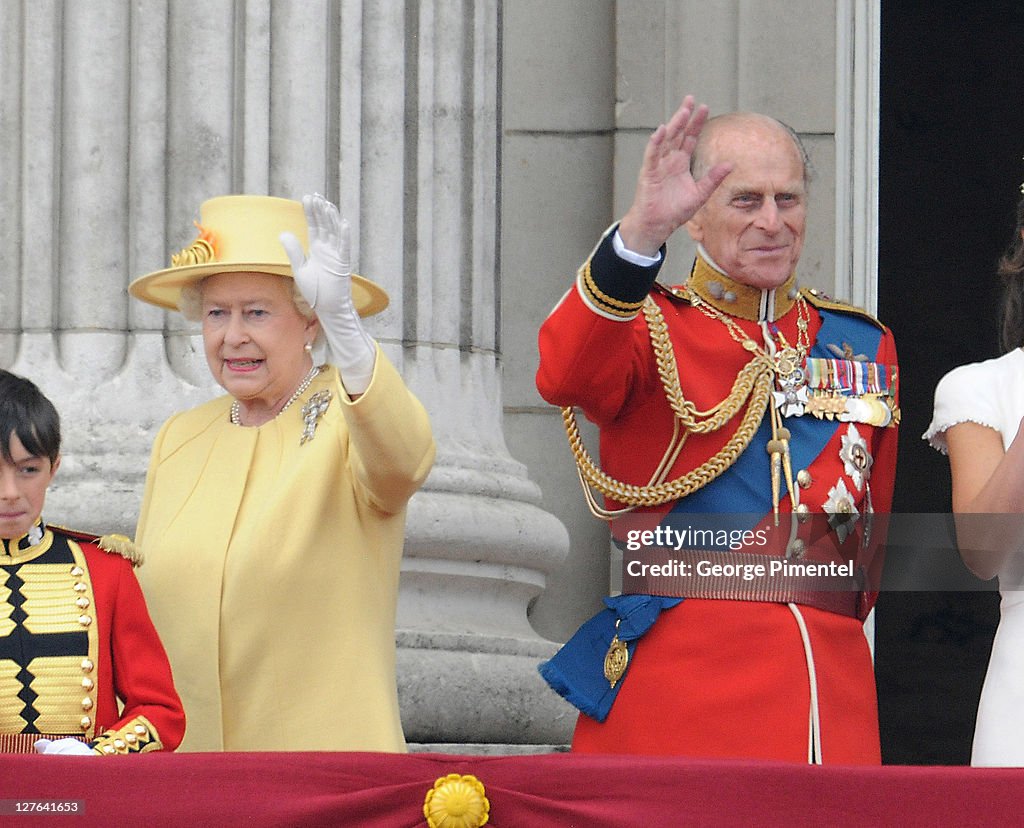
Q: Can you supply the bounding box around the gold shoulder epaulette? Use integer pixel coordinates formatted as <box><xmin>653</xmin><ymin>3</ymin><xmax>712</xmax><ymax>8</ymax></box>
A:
<box><xmin>652</xmin><ymin>282</ymin><xmax>693</xmax><ymax>305</ymax></box>
<box><xmin>97</xmin><ymin>534</ymin><xmax>143</xmax><ymax>567</ymax></box>
<box><xmin>801</xmin><ymin>287</ymin><xmax>886</xmax><ymax>331</ymax></box>
<box><xmin>49</xmin><ymin>525</ymin><xmax>143</xmax><ymax>567</ymax></box>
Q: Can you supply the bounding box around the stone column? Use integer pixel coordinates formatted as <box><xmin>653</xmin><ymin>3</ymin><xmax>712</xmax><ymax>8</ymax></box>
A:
<box><xmin>0</xmin><ymin>0</ymin><xmax>571</xmax><ymax>750</ymax></box>
<box><xmin>343</xmin><ymin>1</ymin><xmax>573</xmax><ymax>749</ymax></box>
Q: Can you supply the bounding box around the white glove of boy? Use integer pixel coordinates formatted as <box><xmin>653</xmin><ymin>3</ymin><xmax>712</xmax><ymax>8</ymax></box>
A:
<box><xmin>280</xmin><ymin>194</ymin><xmax>377</xmax><ymax>396</ymax></box>
<box><xmin>34</xmin><ymin>737</ymin><xmax>96</xmax><ymax>756</ymax></box>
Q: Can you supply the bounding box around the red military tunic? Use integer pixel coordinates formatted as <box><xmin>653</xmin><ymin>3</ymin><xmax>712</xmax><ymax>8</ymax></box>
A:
<box><xmin>537</xmin><ymin>228</ymin><xmax>898</xmax><ymax>763</ymax></box>
<box><xmin>0</xmin><ymin>522</ymin><xmax>185</xmax><ymax>754</ymax></box>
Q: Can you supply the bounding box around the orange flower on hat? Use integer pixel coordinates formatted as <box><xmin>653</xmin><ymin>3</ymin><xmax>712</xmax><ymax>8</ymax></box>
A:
<box><xmin>170</xmin><ymin>221</ymin><xmax>218</xmax><ymax>268</ymax></box>
<box><xmin>423</xmin><ymin>773</ymin><xmax>490</xmax><ymax>828</ymax></box>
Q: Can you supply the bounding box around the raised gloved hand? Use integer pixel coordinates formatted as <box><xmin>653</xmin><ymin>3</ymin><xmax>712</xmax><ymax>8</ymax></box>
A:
<box><xmin>34</xmin><ymin>737</ymin><xmax>96</xmax><ymax>756</ymax></box>
<box><xmin>280</xmin><ymin>194</ymin><xmax>377</xmax><ymax>396</ymax></box>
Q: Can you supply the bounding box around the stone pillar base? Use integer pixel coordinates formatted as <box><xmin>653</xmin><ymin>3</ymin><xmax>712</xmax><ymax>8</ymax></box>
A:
<box><xmin>408</xmin><ymin>744</ymin><xmax>569</xmax><ymax>756</ymax></box>
<box><xmin>397</xmin><ymin>631</ymin><xmax>575</xmax><ymax>749</ymax></box>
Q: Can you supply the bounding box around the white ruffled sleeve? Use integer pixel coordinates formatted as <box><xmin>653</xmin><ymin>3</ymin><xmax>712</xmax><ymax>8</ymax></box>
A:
<box><xmin>923</xmin><ymin>361</ymin><xmax>1004</xmax><ymax>454</ymax></box>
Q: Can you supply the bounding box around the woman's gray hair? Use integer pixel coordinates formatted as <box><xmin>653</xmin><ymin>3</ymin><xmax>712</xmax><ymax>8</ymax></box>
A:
<box><xmin>178</xmin><ymin>275</ymin><xmax>316</xmax><ymax>323</ymax></box>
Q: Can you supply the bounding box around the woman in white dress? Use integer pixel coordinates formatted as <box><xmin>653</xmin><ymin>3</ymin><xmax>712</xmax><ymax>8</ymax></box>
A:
<box><xmin>925</xmin><ymin>193</ymin><xmax>1024</xmax><ymax>766</ymax></box>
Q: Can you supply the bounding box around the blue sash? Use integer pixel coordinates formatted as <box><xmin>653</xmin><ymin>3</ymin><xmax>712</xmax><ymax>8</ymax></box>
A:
<box><xmin>538</xmin><ymin>595</ymin><xmax>681</xmax><ymax>722</ymax></box>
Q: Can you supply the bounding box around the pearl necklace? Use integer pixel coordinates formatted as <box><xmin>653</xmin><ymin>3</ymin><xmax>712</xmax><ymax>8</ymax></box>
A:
<box><xmin>230</xmin><ymin>364</ymin><xmax>321</xmax><ymax>426</ymax></box>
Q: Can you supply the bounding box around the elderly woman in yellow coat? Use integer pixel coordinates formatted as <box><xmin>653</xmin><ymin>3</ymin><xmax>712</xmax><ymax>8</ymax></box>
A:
<box><xmin>129</xmin><ymin>194</ymin><xmax>435</xmax><ymax>752</ymax></box>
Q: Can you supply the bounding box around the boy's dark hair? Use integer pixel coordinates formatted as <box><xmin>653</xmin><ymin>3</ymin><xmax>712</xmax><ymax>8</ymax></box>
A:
<box><xmin>0</xmin><ymin>370</ymin><xmax>61</xmax><ymax>464</ymax></box>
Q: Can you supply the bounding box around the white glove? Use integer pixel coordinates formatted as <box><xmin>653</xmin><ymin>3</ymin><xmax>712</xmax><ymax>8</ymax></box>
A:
<box><xmin>280</xmin><ymin>194</ymin><xmax>377</xmax><ymax>396</ymax></box>
<box><xmin>34</xmin><ymin>737</ymin><xmax>96</xmax><ymax>756</ymax></box>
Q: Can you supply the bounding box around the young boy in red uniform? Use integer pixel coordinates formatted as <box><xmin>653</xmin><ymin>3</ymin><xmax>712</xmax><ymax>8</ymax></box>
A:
<box><xmin>0</xmin><ymin>369</ymin><xmax>184</xmax><ymax>754</ymax></box>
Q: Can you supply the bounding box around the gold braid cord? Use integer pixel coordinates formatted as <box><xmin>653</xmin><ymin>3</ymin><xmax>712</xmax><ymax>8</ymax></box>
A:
<box><xmin>563</xmin><ymin>296</ymin><xmax>775</xmax><ymax>511</ymax></box>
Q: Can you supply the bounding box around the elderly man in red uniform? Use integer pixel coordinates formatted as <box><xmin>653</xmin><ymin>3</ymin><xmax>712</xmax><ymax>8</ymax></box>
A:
<box><xmin>536</xmin><ymin>96</ymin><xmax>898</xmax><ymax>764</ymax></box>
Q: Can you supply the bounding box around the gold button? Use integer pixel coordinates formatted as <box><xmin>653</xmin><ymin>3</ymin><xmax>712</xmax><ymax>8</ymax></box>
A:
<box><xmin>78</xmin><ymin>615</ymin><xmax>92</xmax><ymax>627</ymax></box>
<box><xmin>134</xmin><ymin>724</ymin><xmax>147</xmax><ymax>735</ymax></box>
<box><xmin>80</xmin><ymin>716</ymin><xmax>92</xmax><ymax>730</ymax></box>
<box><xmin>73</xmin><ymin>583</ymin><xmax>87</xmax><ymax>593</ymax></box>
<box><xmin>76</xmin><ymin>596</ymin><xmax>90</xmax><ymax>609</ymax></box>
<box><xmin>795</xmin><ymin>503</ymin><xmax>811</xmax><ymax>523</ymax></box>
<box><xmin>114</xmin><ymin>739</ymin><xmax>126</xmax><ymax>750</ymax></box>
<box><xmin>787</xmin><ymin>539</ymin><xmax>806</xmax><ymax>559</ymax></box>
<box><xmin>125</xmin><ymin>733</ymin><xmax>138</xmax><ymax>744</ymax></box>
<box><xmin>70</xmin><ymin>566</ymin><xmax>84</xmax><ymax>577</ymax></box>
<box><xmin>103</xmin><ymin>745</ymin><xmax>115</xmax><ymax>755</ymax></box>
<box><xmin>81</xmin><ymin>697</ymin><xmax>93</xmax><ymax>711</ymax></box>
<box><xmin>81</xmin><ymin>678</ymin><xmax>94</xmax><ymax>691</ymax></box>
<box><xmin>797</xmin><ymin>470</ymin><xmax>812</xmax><ymax>489</ymax></box>
<box><xmin>81</xmin><ymin>659</ymin><xmax>94</xmax><ymax>672</ymax></box>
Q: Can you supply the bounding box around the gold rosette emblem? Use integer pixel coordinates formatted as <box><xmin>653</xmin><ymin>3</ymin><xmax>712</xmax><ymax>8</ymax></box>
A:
<box><xmin>170</xmin><ymin>221</ymin><xmax>218</xmax><ymax>268</ymax></box>
<box><xmin>423</xmin><ymin>773</ymin><xmax>490</xmax><ymax>828</ymax></box>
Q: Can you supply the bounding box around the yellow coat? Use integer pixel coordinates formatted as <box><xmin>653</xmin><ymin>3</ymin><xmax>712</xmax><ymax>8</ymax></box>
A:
<box><xmin>136</xmin><ymin>353</ymin><xmax>434</xmax><ymax>751</ymax></box>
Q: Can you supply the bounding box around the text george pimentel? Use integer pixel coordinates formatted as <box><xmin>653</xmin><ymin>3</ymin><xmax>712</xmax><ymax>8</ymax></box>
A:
<box><xmin>625</xmin><ymin>557</ymin><xmax>855</xmax><ymax>582</ymax></box>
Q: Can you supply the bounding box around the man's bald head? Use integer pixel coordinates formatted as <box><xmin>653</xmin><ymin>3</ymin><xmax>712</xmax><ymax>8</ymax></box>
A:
<box><xmin>691</xmin><ymin>112</ymin><xmax>812</xmax><ymax>190</ymax></box>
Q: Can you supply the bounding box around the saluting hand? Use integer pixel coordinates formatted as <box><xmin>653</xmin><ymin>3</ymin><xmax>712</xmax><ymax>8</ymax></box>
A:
<box><xmin>280</xmin><ymin>194</ymin><xmax>377</xmax><ymax>396</ymax></box>
<box><xmin>617</xmin><ymin>95</ymin><xmax>732</xmax><ymax>257</ymax></box>
<box><xmin>281</xmin><ymin>193</ymin><xmax>355</xmax><ymax>316</ymax></box>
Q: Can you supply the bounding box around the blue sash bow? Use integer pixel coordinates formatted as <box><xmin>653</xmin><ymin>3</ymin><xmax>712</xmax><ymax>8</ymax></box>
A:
<box><xmin>538</xmin><ymin>594</ymin><xmax>682</xmax><ymax>721</ymax></box>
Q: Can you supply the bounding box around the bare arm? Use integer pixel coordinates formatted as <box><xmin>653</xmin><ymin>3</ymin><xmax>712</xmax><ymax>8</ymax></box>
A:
<box><xmin>947</xmin><ymin>417</ymin><xmax>1024</xmax><ymax>579</ymax></box>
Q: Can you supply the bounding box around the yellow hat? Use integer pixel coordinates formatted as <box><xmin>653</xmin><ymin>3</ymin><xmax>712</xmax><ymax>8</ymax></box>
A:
<box><xmin>128</xmin><ymin>194</ymin><xmax>389</xmax><ymax>317</ymax></box>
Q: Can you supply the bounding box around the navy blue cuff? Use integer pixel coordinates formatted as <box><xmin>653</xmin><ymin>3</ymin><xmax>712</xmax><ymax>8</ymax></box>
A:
<box><xmin>578</xmin><ymin>228</ymin><xmax>664</xmax><ymax>318</ymax></box>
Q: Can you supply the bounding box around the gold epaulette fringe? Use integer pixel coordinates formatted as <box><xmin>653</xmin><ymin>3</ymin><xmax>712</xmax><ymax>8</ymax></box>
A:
<box><xmin>97</xmin><ymin>534</ymin><xmax>143</xmax><ymax>567</ymax></box>
<box><xmin>48</xmin><ymin>525</ymin><xmax>144</xmax><ymax>567</ymax></box>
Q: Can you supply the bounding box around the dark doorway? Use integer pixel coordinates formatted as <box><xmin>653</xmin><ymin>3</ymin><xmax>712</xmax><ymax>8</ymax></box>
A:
<box><xmin>876</xmin><ymin>1</ymin><xmax>1024</xmax><ymax>764</ymax></box>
